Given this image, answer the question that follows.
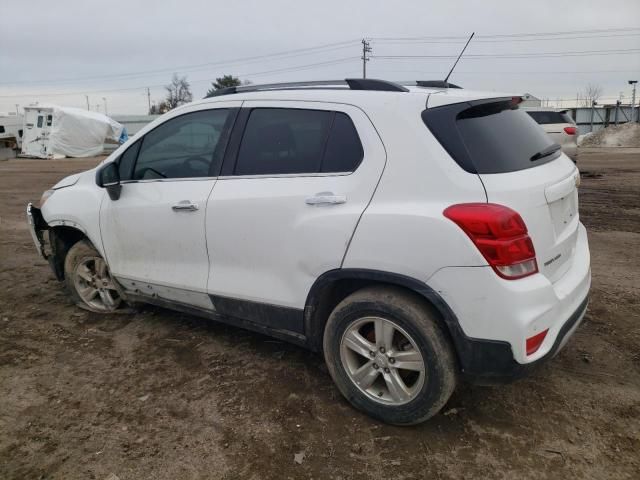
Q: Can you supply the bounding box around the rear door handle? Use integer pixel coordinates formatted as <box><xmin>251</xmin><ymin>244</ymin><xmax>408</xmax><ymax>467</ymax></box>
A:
<box><xmin>172</xmin><ymin>200</ymin><xmax>199</xmax><ymax>212</ymax></box>
<box><xmin>305</xmin><ymin>192</ymin><xmax>347</xmax><ymax>206</ymax></box>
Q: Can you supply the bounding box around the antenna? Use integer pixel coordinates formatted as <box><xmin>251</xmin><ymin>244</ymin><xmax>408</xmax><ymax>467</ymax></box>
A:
<box><xmin>444</xmin><ymin>32</ymin><xmax>475</xmax><ymax>85</ymax></box>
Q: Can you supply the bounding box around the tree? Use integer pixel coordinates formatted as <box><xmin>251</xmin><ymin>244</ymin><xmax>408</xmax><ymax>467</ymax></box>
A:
<box><xmin>579</xmin><ymin>83</ymin><xmax>603</xmax><ymax>106</ymax></box>
<box><xmin>149</xmin><ymin>101</ymin><xmax>170</xmax><ymax>115</ymax></box>
<box><xmin>204</xmin><ymin>75</ymin><xmax>249</xmax><ymax>98</ymax></box>
<box><xmin>164</xmin><ymin>73</ymin><xmax>193</xmax><ymax>110</ymax></box>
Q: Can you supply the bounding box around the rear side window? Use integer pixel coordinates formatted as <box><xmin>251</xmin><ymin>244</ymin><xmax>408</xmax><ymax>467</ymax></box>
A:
<box><xmin>322</xmin><ymin>113</ymin><xmax>364</xmax><ymax>173</ymax></box>
<box><xmin>422</xmin><ymin>99</ymin><xmax>560</xmax><ymax>174</ymax></box>
<box><xmin>234</xmin><ymin>108</ymin><xmax>363</xmax><ymax>176</ymax></box>
<box><xmin>527</xmin><ymin>111</ymin><xmax>574</xmax><ymax>125</ymax></box>
<box><xmin>37</xmin><ymin>116</ymin><xmax>44</xmax><ymax>128</ymax></box>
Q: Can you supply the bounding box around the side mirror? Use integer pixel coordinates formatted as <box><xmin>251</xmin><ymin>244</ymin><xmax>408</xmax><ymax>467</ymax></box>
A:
<box><xmin>96</xmin><ymin>162</ymin><xmax>122</xmax><ymax>201</ymax></box>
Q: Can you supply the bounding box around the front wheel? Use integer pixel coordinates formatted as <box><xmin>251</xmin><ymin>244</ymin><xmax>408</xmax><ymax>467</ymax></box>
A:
<box><xmin>64</xmin><ymin>240</ymin><xmax>122</xmax><ymax>313</ymax></box>
<box><xmin>323</xmin><ymin>286</ymin><xmax>457</xmax><ymax>425</ymax></box>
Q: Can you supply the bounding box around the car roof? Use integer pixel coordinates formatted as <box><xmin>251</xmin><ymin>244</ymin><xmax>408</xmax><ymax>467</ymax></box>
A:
<box><xmin>187</xmin><ymin>83</ymin><xmax>519</xmax><ymax>111</ymax></box>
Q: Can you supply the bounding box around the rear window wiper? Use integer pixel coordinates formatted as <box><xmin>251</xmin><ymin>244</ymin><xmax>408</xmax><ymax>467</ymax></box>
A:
<box><xmin>530</xmin><ymin>144</ymin><xmax>561</xmax><ymax>162</ymax></box>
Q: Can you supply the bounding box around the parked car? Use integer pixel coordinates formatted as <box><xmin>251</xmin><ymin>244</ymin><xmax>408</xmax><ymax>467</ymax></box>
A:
<box><xmin>525</xmin><ymin>108</ymin><xmax>578</xmax><ymax>161</ymax></box>
<box><xmin>27</xmin><ymin>80</ymin><xmax>590</xmax><ymax>425</ymax></box>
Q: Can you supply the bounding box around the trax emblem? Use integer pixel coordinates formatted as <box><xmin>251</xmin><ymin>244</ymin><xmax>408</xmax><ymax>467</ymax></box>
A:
<box><xmin>544</xmin><ymin>253</ymin><xmax>562</xmax><ymax>267</ymax></box>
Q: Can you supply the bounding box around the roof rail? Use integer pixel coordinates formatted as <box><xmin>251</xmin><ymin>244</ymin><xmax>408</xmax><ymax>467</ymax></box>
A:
<box><xmin>415</xmin><ymin>80</ymin><xmax>462</xmax><ymax>89</ymax></box>
<box><xmin>209</xmin><ymin>78</ymin><xmax>409</xmax><ymax>97</ymax></box>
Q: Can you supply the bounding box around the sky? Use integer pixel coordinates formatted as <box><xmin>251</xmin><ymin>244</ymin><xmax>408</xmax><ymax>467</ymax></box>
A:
<box><xmin>1</xmin><ymin>0</ymin><xmax>639</xmax><ymax>115</ymax></box>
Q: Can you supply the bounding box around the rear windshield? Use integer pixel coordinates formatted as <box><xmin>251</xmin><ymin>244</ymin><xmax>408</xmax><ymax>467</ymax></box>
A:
<box><xmin>422</xmin><ymin>99</ymin><xmax>561</xmax><ymax>174</ymax></box>
<box><xmin>526</xmin><ymin>110</ymin><xmax>574</xmax><ymax>125</ymax></box>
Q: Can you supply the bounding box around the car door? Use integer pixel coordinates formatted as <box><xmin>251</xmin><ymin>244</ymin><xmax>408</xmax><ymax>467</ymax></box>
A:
<box><xmin>205</xmin><ymin>101</ymin><xmax>386</xmax><ymax>332</ymax></box>
<box><xmin>100</xmin><ymin>102</ymin><xmax>240</xmax><ymax>309</ymax></box>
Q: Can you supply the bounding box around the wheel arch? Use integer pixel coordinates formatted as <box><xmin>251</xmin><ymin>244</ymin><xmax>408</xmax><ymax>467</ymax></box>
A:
<box><xmin>47</xmin><ymin>225</ymin><xmax>92</xmax><ymax>280</ymax></box>
<box><xmin>304</xmin><ymin>269</ymin><xmax>468</xmax><ymax>364</ymax></box>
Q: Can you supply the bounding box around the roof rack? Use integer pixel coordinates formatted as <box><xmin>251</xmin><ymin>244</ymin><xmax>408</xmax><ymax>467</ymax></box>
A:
<box><xmin>210</xmin><ymin>78</ymin><xmax>410</xmax><ymax>97</ymax></box>
<box><xmin>414</xmin><ymin>80</ymin><xmax>462</xmax><ymax>89</ymax></box>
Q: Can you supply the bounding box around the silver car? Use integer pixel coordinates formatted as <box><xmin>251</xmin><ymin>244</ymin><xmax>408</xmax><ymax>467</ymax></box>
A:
<box><xmin>525</xmin><ymin>109</ymin><xmax>578</xmax><ymax>162</ymax></box>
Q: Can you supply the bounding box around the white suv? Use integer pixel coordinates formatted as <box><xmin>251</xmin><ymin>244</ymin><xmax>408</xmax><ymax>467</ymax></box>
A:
<box><xmin>27</xmin><ymin>79</ymin><xmax>591</xmax><ymax>425</ymax></box>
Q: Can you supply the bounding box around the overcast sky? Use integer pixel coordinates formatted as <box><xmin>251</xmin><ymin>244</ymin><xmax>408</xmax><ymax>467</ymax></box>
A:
<box><xmin>1</xmin><ymin>0</ymin><xmax>639</xmax><ymax>115</ymax></box>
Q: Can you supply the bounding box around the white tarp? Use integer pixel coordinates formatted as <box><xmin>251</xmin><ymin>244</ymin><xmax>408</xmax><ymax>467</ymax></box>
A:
<box><xmin>22</xmin><ymin>105</ymin><xmax>125</xmax><ymax>158</ymax></box>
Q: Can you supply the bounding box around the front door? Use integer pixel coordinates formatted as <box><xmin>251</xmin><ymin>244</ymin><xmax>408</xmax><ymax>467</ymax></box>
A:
<box><xmin>100</xmin><ymin>103</ymin><xmax>239</xmax><ymax>308</ymax></box>
<box><xmin>206</xmin><ymin>102</ymin><xmax>386</xmax><ymax>331</ymax></box>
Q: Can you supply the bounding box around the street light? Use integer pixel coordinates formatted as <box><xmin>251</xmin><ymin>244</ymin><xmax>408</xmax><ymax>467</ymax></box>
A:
<box><xmin>629</xmin><ymin>80</ymin><xmax>638</xmax><ymax>122</ymax></box>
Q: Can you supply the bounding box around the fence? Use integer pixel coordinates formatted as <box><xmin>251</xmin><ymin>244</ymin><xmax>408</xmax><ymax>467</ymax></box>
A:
<box><xmin>568</xmin><ymin>105</ymin><xmax>639</xmax><ymax>135</ymax></box>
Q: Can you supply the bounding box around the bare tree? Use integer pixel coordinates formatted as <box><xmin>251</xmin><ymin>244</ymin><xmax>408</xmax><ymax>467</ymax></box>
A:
<box><xmin>580</xmin><ymin>83</ymin><xmax>603</xmax><ymax>106</ymax></box>
<box><xmin>164</xmin><ymin>73</ymin><xmax>193</xmax><ymax>110</ymax></box>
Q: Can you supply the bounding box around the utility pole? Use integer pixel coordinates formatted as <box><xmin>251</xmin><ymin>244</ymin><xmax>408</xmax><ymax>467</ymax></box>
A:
<box><xmin>146</xmin><ymin>87</ymin><xmax>151</xmax><ymax>114</ymax></box>
<box><xmin>102</xmin><ymin>97</ymin><xmax>108</xmax><ymax>116</ymax></box>
<box><xmin>361</xmin><ymin>39</ymin><xmax>371</xmax><ymax>79</ymax></box>
<box><xmin>629</xmin><ymin>80</ymin><xmax>638</xmax><ymax>122</ymax></box>
<box><xmin>85</xmin><ymin>95</ymin><xmax>90</xmax><ymax>111</ymax></box>
<box><xmin>15</xmin><ymin>104</ymin><xmax>19</xmax><ymax>115</ymax></box>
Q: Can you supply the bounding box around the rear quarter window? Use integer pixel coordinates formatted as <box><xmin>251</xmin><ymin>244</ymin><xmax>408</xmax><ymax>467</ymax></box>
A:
<box><xmin>422</xmin><ymin>99</ymin><xmax>561</xmax><ymax>174</ymax></box>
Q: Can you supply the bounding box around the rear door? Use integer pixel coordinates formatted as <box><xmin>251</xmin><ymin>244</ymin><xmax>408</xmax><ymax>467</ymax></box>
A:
<box><xmin>205</xmin><ymin>102</ymin><xmax>386</xmax><ymax>332</ymax></box>
<box><xmin>424</xmin><ymin>99</ymin><xmax>580</xmax><ymax>283</ymax></box>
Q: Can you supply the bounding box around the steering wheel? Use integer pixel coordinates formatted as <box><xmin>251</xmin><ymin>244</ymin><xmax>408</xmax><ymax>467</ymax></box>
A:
<box><xmin>183</xmin><ymin>156</ymin><xmax>210</xmax><ymax>175</ymax></box>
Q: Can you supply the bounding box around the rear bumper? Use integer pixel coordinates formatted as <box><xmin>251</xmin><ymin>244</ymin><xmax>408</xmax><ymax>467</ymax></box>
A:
<box><xmin>455</xmin><ymin>295</ymin><xmax>588</xmax><ymax>384</ymax></box>
<box><xmin>427</xmin><ymin>223</ymin><xmax>591</xmax><ymax>384</ymax></box>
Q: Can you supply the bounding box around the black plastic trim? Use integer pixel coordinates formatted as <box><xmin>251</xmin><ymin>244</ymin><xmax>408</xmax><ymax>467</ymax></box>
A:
<box><xmin>126</xmin><ymin>292</ymin><xmax>307</xmax><ymax>347</ymax></box>
<box><xmin>345</xmin><ymin>78</ymin><xmax>409</xmax><ymax>92</ymax></box>
<box><xmin>416</xmin><ymin>80</ymin><xmax>461</xmax><ymax>89</ymax></box>
<box><xmin>304</xmin><ymin>268</ymin><xmax>589</xmax><ymax>384</ymax></box>
<box><xmin>209</xmin><ymin>294</ymin><xmax>304</xmax><ymax>334</ymax></box>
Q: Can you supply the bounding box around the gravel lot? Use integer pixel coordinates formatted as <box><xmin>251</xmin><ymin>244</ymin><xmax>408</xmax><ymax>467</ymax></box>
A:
<box><xmin>1</xmin><ymin>148</ymin><xmax>639</xmax><ymax>479</ymax></box>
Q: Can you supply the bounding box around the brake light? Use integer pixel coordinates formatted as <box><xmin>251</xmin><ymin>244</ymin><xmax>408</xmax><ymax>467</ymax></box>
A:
<box><xmin>443</xmin><ymin>203</ymin><xmax>538</xmax><ymax>280</ymax></box>
<box><xmin>564</xmin><ymin>126</ymin><xmax>577</xmax><ymax>135</ymax></box>
<box><xmin>526</xmin><ymin>329</ymin><xmax>548</xmax><ymax>355</ymax></box>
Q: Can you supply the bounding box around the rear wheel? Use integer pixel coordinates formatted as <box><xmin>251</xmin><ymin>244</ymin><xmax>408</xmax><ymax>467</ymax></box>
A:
<box><xmin>323</xmin><ymin>286</ymin><xmax>456</xmax><ymax>425</ymax></box>
<box><xmin>64</xmin><ymin>240</ymin><xmax>122</xmax><ymax>313</ymax></box>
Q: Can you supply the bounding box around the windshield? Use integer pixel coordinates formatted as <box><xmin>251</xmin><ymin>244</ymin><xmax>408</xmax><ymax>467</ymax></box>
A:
<box><xmin>422</xmin><ymin>99</ymin><xmax>561</xmax><ymax>174</ymax></box>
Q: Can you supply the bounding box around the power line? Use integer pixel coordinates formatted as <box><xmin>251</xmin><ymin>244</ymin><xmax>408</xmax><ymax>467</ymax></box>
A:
<box><xmin>369</xmin><ymin>26</ymin><xmax>640</xmax><ymax>41</ymax></box>
<box><xmin>0</xmin><ymin>39</ymin><xmax>360</xmax><ymax>87</ymax></box>
<box><xmin>373</xmin><ymin>32</ymin><xmax>640</xmax><ymax>44</ymax></box>
<box><xmin>0</xmin><ymin>57</ymin><xmax>359</xmax><ymax>98</ymax></box>
<box><xmin>373</xmin><ymin>48</ymin><xmax>640</xmax><ymax>59</ymax></box>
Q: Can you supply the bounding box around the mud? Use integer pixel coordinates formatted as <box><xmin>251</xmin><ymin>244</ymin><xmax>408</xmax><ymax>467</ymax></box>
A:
<box><xmin>1</xmin><ymin>149</ymin><xmax>639</xmax><ymax>479</ymax></box>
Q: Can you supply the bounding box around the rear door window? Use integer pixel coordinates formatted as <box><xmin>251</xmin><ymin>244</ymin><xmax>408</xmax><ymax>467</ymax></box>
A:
<box><xmin>233</xmin><ymin>108</ymin><xmax>363</xmax><ymax>176</ymax></box>
<box><xmin>423</xmin><ymin>99</ymin><xmax>560</xmax><ymax>174</ymax></box>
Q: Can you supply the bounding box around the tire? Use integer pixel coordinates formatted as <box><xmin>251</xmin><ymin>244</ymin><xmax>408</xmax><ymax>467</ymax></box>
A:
<box><xmin>64</xmin><ymin>240</ymin><xmax>122</xmax><ymax>313</ymax></box>
<box><xmin>323</xmin><ymin>286</ymin><xmax>457</xmax><ymax>425</ymax></box>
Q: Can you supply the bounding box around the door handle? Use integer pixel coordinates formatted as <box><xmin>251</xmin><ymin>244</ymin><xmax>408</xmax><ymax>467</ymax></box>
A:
<box><xmin>172</xmin><ymin>200</ymin><xmax>199</xmax><ymax>212</ymax></box>
<box><xmin>305</xmin><ymin>192</ymin><xmax>347</xmax><ymax>206</ymax></box>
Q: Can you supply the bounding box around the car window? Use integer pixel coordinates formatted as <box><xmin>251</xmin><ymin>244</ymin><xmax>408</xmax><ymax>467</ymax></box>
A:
<box><xmin>321</xmin><ymin>112</ymin><xmax>364</xmax><ymax>173</ymax></box>
<box><xmin>235</xmin><ymin>108</ymin><xmax>332</xmax><ymax>175</ymax></box>
<box><xmin>117</xmin><ymin>140</ymin><xmax>141</xmax><ymax>181</ymax></box>
<box><xmin>423</xmin><ymin>99</ymin><xmax>559</xmax><ymax>174</ymax></box>
<box><xmin>234</xmin><ymin>108</ymin><xmax>364</xmax><ymax>176</ymax></box>
<box><xmin>133</xmin><ymin>109</ymin><xmax>230</xmax><ymax>180</ymax></box>
<box><xmin>526</xmin><ymin>111</ymin><xmax>572</xmax><ymax>125</ymax></box>
<box><xmin>37</xmin><ymin>116</ymin><xmax>43</xmax><ymax>128</ymax></box>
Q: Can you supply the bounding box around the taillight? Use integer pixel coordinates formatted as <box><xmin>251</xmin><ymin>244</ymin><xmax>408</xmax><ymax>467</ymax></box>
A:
<box><xmin>526</xmin><ymin>329</ymin><xmax>548</xmax><ymax>355</ymax></box>
<box><xmin>564</xmin><ymin>126</ymin><xmax>577</xmax><ymax>135</ymax></box>
<box><xmin>443</xmin><ymin>203</ymin><xmax>538</xmax><ymax>280</ymax></box>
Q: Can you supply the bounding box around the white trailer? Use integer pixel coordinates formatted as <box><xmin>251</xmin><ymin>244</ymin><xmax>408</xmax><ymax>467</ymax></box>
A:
<box><xmin>21</xmin><ymin>105</ymin><xmax>125</xmax><ymax>158</ymax></box>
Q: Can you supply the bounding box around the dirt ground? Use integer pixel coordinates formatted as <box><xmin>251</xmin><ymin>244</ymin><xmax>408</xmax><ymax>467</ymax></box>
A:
<box><xmin>1</xmin><ymin>148</ymin><xmax>639</xmax><ymax>480</ymax></box>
